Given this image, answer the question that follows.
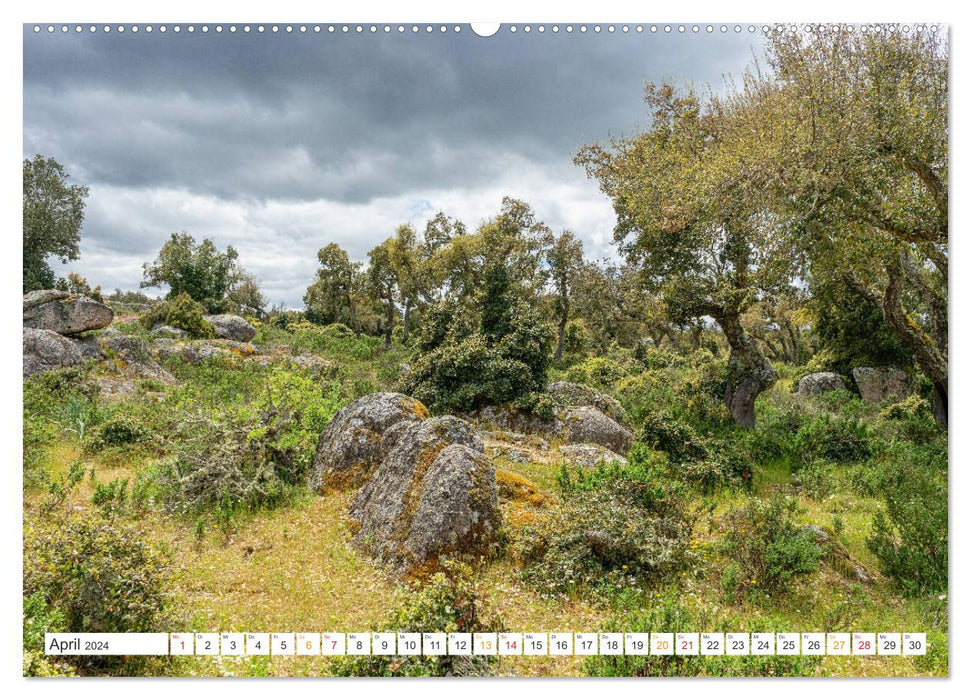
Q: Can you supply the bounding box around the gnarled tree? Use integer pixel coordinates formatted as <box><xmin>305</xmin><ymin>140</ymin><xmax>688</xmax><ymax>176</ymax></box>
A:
<box><xmin>576</xmin><ymin>80</ymin><xmax>799</xmax><ymax>428</ymax></box>
<box><xmin>768</xmin><ymin>26</ymin><xmax>948</xmax><ymax>425</ymax></box>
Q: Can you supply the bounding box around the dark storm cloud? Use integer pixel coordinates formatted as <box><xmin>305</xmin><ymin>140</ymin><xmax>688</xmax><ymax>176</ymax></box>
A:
<box><xmin>25</xmin><ymin>27</ymin><xmax>760</xmax><ymax>201</ymax></box>
<box><xmin>23</xmin><ymin>24</ymin><xmax>763</xmax><ymax>305</ymax></box>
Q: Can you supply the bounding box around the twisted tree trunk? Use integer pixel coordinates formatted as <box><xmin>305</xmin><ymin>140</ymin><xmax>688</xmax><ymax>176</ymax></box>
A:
<box><xmin>717</xmin><ymin>311</ymin><xmax>778</xmax><ymax>429</ymax></box>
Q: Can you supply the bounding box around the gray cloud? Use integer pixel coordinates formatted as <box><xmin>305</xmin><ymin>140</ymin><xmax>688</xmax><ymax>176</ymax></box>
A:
<box><xmin>24</xmin><ymin>25</ymin><xmax>763</xmax><ymax>307</ymax></box>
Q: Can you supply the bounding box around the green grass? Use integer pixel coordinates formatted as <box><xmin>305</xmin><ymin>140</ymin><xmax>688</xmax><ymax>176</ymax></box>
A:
<box><xmin>22</xmin><ymin>324</ymin><xmax>948</xmax><ymax>677</ymax></box>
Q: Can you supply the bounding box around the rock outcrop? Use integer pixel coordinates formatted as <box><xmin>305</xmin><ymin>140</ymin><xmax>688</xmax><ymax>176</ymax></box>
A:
<box><xmin>310</xmin><ymin>392</ymin><xmax>430</xmax><ymax>491</ymax></box>
<box><xmin>471</xmin><ymin>402</ymin><xmax>633</xmax><ymax>456</ymax></box>
<box><xmin>558</xmin><ymin>443</ymin><xmax>628</xmax><ymax>469</ymax></box>
<box><xmin>23</xmin><ymin>328</ymin><xmax>84</xmax><ymax>378</ymax></box>
<box><xmin>852</xmin><ymin>367</ymin><xmax>916</xmax><ymax>403</ymax></box>
<box><xmin>153</xmin><ymin>339</ymin><xmax>256</xmax><ymax>364</ymax></box>
<box><xmin>796</xmin><ymin>372</ymin><xmax>847</xmax><ymax>396</ymax></box>
<box><xmin>547</xmin><ymin>381</ymin><xmax>629</xmax><ymax>425</ymax></box>
<box><xmin>203</xmin><ymin>314</ymin><xmax>257</xmax><ymax>342</ymax></box>
<box><xmin>348</xmin><ymin>416</ymin><xmax>499</xmax><ymax>577</ymax></box>
<box><xmin>23</xmin><ymin>291</ymin><xmax>113</xmax><ymax>336</ymax></box>
<box><xmin>558</xmin><ymin>406</ymin><xmax>633</xmax><ymax>454</ymax></box>
<box><xmin>102</xmin><ymin>334</ymin><xmax>176</xmax><ymax>385</ymax></box>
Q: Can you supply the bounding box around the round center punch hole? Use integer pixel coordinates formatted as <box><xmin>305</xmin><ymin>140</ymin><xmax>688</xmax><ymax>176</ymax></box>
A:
<box><xmin>470</xmin><ymin>23</ymin><xmax>501</xmax><ymax>37</ymax></box>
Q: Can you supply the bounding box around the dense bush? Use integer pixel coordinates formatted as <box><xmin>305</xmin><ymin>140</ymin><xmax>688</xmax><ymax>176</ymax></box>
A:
<box><xmin>140</xmin><ymin>292</ymin><xmax>215</xmax><ymax>338</ymax></box>
<box><xmin>85</xmin><ymin>413</ymin><xmax>154</xmax><ymax>453</ymax></box>
<box><xmin>24</xmin><ymin>368</ymin><xmax>104</xmax><ymax>486</ymax></box>
<box><xmin>614</xmin><ymin>350</ymin><xmax>730</xmax><ymax>431</ymax></box>
<box><xmin>403</xmin><ymin>299</ymin><xmax>553</xmax><ymax>413</ymax></box>
<box><xmin>720</xmin><ymin>494</ymin><xmax>824</xmax><ymax>597</ymax></box>
<box><xmin>22</xmin><ymin>592</ymin><xmax>74</xmax><ymax>677</ymax></box>
<box><xmin>878</xmin><ymin>394</ymin><xmax>943</xmax><ymax>444</ymax></box>
<box><xmin>866</xmin><ymin>442</ymin><xmax>948</xmax><ymax>595</ymax></box>
<box><xmin>638</xmin><ymin>412</ymin><xmax>708</xmax><ymax>463</ymax></box>
<box><xmin>790</xmin><ymin>414</ymin><xmax>874</xmax><ymax>466</ymax></box>
<box><xmin>331</xmin><ymin>561</ymin><xmax>500</xmax><ymax>677</ymax></box>
<box><xmin>24</xmin><ymin>517</ymin><xmax>172</xmax><ymax>642</ymax></box>
<box><xmin>151</xmin><ymin>417</ymin><xmax>298</xmax><ymax>518</ymax></box>
<box><xmin>565</xmin><ymin>356</ymin><xmax>630</xmax><ymax>390</ymax></box>
<box><xmin>517</xmin><ymin>458</ymin><xmax>692</xmax><ymax>600</ymax></box>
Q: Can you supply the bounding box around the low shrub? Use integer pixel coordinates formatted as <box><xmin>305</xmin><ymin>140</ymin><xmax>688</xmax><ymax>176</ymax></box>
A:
<box><xmin>878</xmin><ymin>395</ymin><xmax>943</xmax><ymax>444</ymax></box>
<box><xmin>150</xmin><ymin>417</ymin><xmax>298</xmax><ymax>518</ymax></box>
<box><xmin>85</xmin><ymin>413</ymin><xmax>153</xmax><ymax>453</ymax></box>
<box><xmin>140</xmin><ymin>292</ymin><xmax>215</xmax><ymax>339</ymax></box>
<box><xmin>565</xmin><ymin>356</ymin><xmax>629</xmax><ymax>390</ymax></box>
<box><xmin>720</xmin><ymin>494</ymin><xmax>824</xmax><ymax>597</ymax></box>
<box><xmin>790</xmin><ymin>414</ymin><xmax>873</xmax><ymax>466</ymax></box>
<box><xmin>518</xmin><ymin>461</ymin><xmax>692</xmax><ymax>600</ymax></box>
<box><xmin>331</xmin><ymin>561</ymin><xmax>500</xmax><ymax>677</ymax></box>
<box><xmin>638</xmin><ymin>412</ymin><xmax>708</xmax><ymax>463</ymax></box>
<box><xmin>584</xmin><ymin>589</ymin><xmax>814</xmax><ymax>676</ymax></box>
<box><xmin>866</xmin><ymin>443</ymin><xmax>947</xmax><ymax>595</ymax></box>
<box><xmin>794</xmin><ymin>459</ymin><xmax>837</xmax><ymax>500</ymax></box>
<box><xmin>24</xmin><ymin>516</ymin><xmax>171</xmax><ymax>633</ymax></box>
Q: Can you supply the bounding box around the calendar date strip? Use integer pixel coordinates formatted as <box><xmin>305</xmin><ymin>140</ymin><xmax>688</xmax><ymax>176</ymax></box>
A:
<box><xmin>45</xmin><ymin>632</ymin><xmax>927</xmax><ymax>657</ymax></box>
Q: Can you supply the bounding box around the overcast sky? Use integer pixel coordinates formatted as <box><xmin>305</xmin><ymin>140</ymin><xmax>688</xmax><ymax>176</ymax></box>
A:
<box><xmin>24</xmin><ymin>24</ymin><xmax>763</xmax><ymax>308</ymax></box>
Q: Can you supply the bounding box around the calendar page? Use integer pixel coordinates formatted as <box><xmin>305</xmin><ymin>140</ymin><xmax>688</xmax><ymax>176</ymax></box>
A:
<box><xmin>20</xmin><ymin>13</ymin><xmax>949</xmax><ymax>681</ymax></box>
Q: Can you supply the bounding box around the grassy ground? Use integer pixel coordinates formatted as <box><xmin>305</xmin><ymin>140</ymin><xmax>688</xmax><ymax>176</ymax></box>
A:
<box><xmin>22</xmin><ymin>328</ymin><xmax>948</xmax><ymax>677</ymax></box>
<box><xmin>25</xmin><ymin>435</ymin><xmax>946</xmax><ymax>677</ymax></box>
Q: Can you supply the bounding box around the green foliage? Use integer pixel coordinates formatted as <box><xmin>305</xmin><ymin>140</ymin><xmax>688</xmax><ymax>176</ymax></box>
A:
<box><xmin>795</xmin><ymin>459</ymin><xmax>836</xmax><ymax>500</ymax></box>
<box><xmin>331</xmin><ymin>562</ymin><xmax>500</xmax><ymax>677</ymax></box>
<box><xmin>145</xmin><ymin>367</ymin><xmax>343</xmax><ymax>521</ymax></box>
<box><xmin>289</xmin><ymin>322</ymin><xmax>381</xmax><ymax>360</ymax></box>
<box><xmin>638</xmin><ymin>412</ymin><xmax>708</xmax><ymax>463</ymax></box>
<box><xmin>141</xmin><ymin>232</ymin><xmax>242</xmax><ymax>312</ymax></box>
<box><xmin>85</xmin><ymin>413</ymin><xmax>153</xmax><ymax>452</ymax></box>
<box><xmin>304</xmin><ymin>243</ymin><xmax>360</xmax><ymax>327</ymax></box>
<box><xmin>565</xmin><ymin>356</ymin><xmax>630</xmax><ymax>390</ymax></box>
<box><xmin>140</xmin><ymin>292</ymin><xmax>216</xmax><ymax>338</ymax></box>
<box><xmin>791</xmin><ymin>414</ymin><xmax>874</xmax><ymax>466</ymax></box>
<box><xmin>517</xmin><ymin>461</ymin><xmax>691</xmax><ymax>600</ymax></box>
<box><xmin>866</xmin><ymin>442</ymin><xmax>947</xmax><ymax>595</ymax></box>
<box><xmin>720</xmin><ymin>494</ymin><xmax>824</xmax><ymax>597</ymax></box>
<box><xmin>151</xmin><ymin>418</ymin><xmax>299</xmax><ymax>519</ymax></box>
<box><xmin>91</xmin><ymin>478</ymin><xmax>130</xmax><ymax>517</ymax></box>
<box><xmin>24</xmin><ymin>409</ymin><xmax>56</xmax><ymax>489</ymax></box>
<box><xmin>23</xmin><ymin>154</ymin><xmax>88</xmax><ymax>292</ymax></box>
<box><xmin>809</xmin><ymin>276</ymin><xmax>913</xmax><ymax>375</ymax></box>
<box><xmin>404</xmin><ymin>298</ymin><xmax>553</xmax><ymax>413</ymax></box>
<box><xmin>615</xmin><ymin>350</ymin><xmax>729</xmax><ymax>432</ymax></box>
<box><xmin>878</xmin><ymin>394</ymin><xmax>943</xmax><ymax>444</ymax></box>
<box><xmin>24</xmin><ymin>516</ymin><xmax>172</xmax><ymax>634</ymax></box>
<box><xmin>584</xmin><ymin>590</ymin><xmax>814</xmax><ymax>676</ymax></box>
<box><xmin>39</xmin><ymin>459</ymin><xmax>87</xmax><ymax>515</ymax></box>
<box><xmin>22</xmin><ymin>592</ymin><xmax>73</xmax><ymax>677</ymax></box>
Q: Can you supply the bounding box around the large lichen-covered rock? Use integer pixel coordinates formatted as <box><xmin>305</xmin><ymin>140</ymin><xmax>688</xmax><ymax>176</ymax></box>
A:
<box><xmin>796</xmin><ymin>372</ymin><xmax>846</xmax><ymax>396</ymax></box>
<box><xmin>546</xmin><ymin>381</ymin><xmax>629</xmax><ymax>425</ymax></box>
<box><xmin>102</xmin><ymin>334</ymin><xmax>176</xmax><ymax>385</ymax></box>
<box><xmin>153</xmin><ymin>339</ymin><xmax>256</xmax><ymax>364</ymax></box>
<box><xmin>310</xmin><ymin>392</ymin><xmax>430</xmax><ymax>491</ymax></box>
<box><xmin>558</xmin><ymin>442</ymin><xmax>628</xmax><ymax>469</ymax></box>
<box><xmin>852</xmin><ymin>367</ymin><xmax>916</xmax><ymax>403</ymax></box>
<box><xmin>203</xmin><ymin>314</ymin><xmax>257</xmax><ymax>342</ymax></box>
<box><xmin>151</xmin><ymin>324</ymin><xmax>189</xmax><ymax>339</ymax></box>
<box><xmin>471</xmin><ymin>403</ymin><xmax>632</xmax><ymax>455</ymax></box>
<box><xmin>23</xmin><ymin>328</ymin><xmax>84</xmax><ymax>378</ymax></box>
<box><xmin>348</xmin><ymin>416</ymin><xmax>499</xmax><ymax>577</ymax></box>
<box><xmin>558</xmin><ymin>406</ymin><xmax>633</xmax><ymax>455</ymax></box>
<box><xmin>23</xmin><ymin>289</ymin><xmax>70</xmax><ymax>309</ymax></box>
<box><xmin>23</xmin><ymin>292</ymin><xmax>113</xmax><ymax>336</ymax></box>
